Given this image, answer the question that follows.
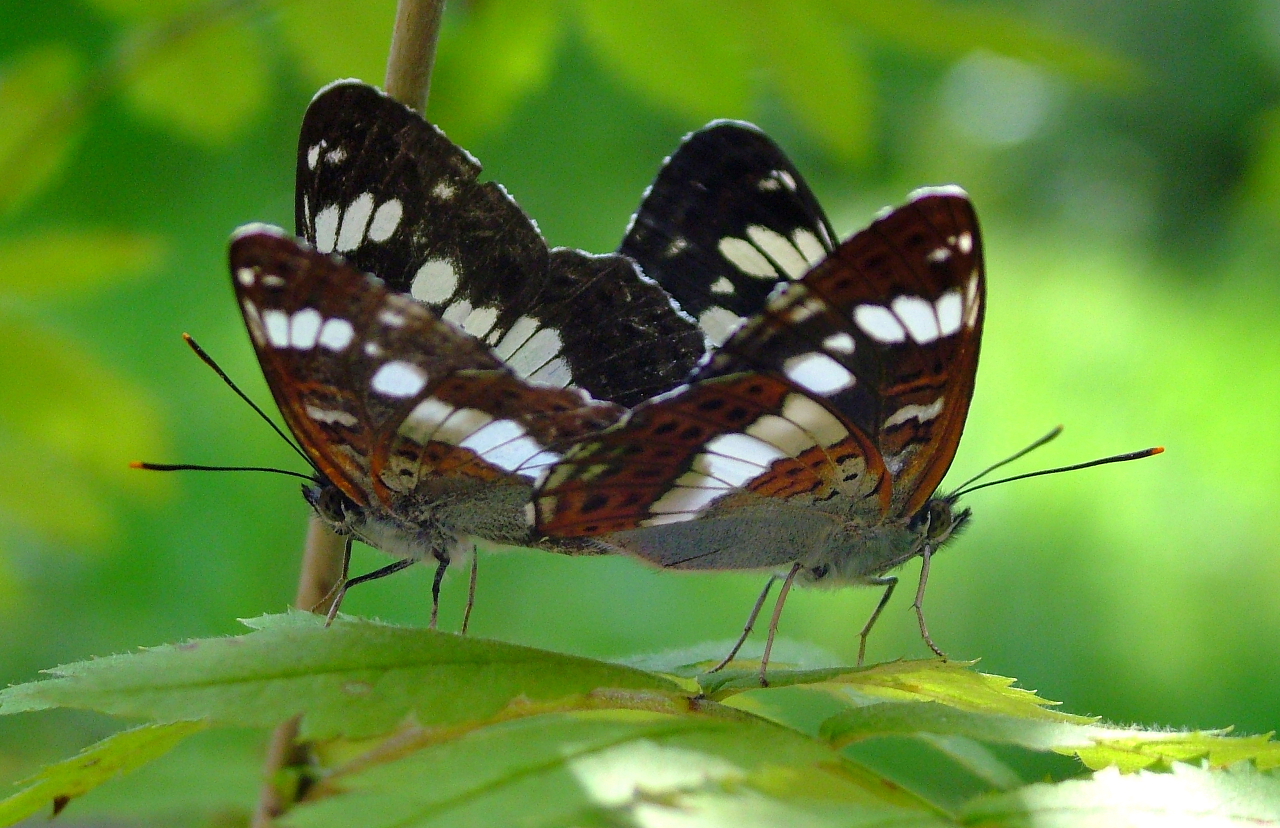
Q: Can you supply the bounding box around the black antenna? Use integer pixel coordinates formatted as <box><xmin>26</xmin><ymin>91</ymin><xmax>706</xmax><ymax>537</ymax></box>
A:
<box><xmin>953</xmin><ymin>446</ymin><xmax>1164</xmax><ymax>499</ymax></box>
<box><xmin>950</xmin><ymin>425</ymin><xmax>1063</xmax><ymax>494</ymax></box>
<box><xmin>180</xmin><ymin>333</ymin><xmax>316</xmax><ymax>471</ymax></box>
<box><xmin>130</xmin><ymin>462</ymin><xmax>316</xmax><ymax>482</ymax></box>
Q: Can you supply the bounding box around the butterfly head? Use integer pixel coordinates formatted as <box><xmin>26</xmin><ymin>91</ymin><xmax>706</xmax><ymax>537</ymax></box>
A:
<box><xmin>909</xmin><ymin>495</ymin><xmax>971</xmax><ymax>549</ymax></box>
<box><xmin>303</xmin><ymin>481</ymin><xmax>366</xmax><ymax>537</ymax></box>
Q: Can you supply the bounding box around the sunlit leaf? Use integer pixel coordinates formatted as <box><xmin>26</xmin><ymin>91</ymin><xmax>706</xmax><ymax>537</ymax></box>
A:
<box><xmin>0</xmin><ymin>613</ymin><xmax>683</xmax><ymax>740</ymax></box>
<box><xmin>277</xmin><ymin>0</ymin><xmax>398</xmax><ymax>87</ymax></box>
<box><xmin>748</xmin><ymin>0</ymin><xmax>874</xmax><ymax>162</ymax></box>
<box><xmin>0</xmin><ymin>230</ymin><xmax>163</xmax><ymax>299</ymax></box>
<box><xmin>832</xmin><ymin>0</ymin><xmax>1139</xmax><ymax>91</ymax></box>
<box><xmin>285</xmin><ymin>711</ymin><xmax>950</xmax><ymax>828</ymax></box>
<box><xmin>0</xmin><ymin>309</ymin><xmax>169</xmax><ymax>494</ymax></box>
<box><xmin>961</xmin><ymin>763</ymin><xmax>1280</xmax><ymax>827</ymax></box>
<box><xmin>573</xmin><ymin>0</ymin><xmax>753</xmax><ymax>122</ymax></box>
<box><xmin>1068</xmin><ymin>730</ymin><xmax>1280</xmax><ymax>773</ymax></box>
<box><xmin>429</xmin><ymin>0</ymin><xmax>559</xmax><ymax>144</ymax></box>
<box><xmin>0</xmin><ymin>45</ymin><xmax>85</xmax><ymax>215</ymax></box>
<box><xmin>0</xmin><ymin>721</ymin><xmax>205</xmax><ymax>827</ymax></box>
<box><xmin>123</xmin><ymin>17</ymin><xmax>270</xmax><ymax>145</ymax></box>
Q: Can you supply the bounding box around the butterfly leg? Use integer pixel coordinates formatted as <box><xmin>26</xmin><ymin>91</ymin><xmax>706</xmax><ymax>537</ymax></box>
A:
<box><xmin>322</xmin><ymin>536</ymin><xmax>355</xmax><ymax>627</ymax></box>
<box><xmin>460</xmin><ymin>546</ymin><xmax>478</xmax><ymax>636</ymax></box>
<box><xmin>913</xmin><ymin>546</ymin><xmax>947</xmax><ymax>660</ymax></box>
<box><xmin>326</xmin><ymin>555</ymin><xmax>415</xmax><ymax>626</ymax></box>
<box><xmin>759</xmin><ymin>563</ymin><xmax>804</xmax><ymax>686</ymax></box>
<box><xmin>429</xmin><ymin>557</ymin><xmax>449</xmax><ymax>629</ymax></box>
<box><xmin>708</xmin><ymin>575</ymin><xmax>778</xmax><ymax>674</ymax></box>
<box><xmin>856</xmin><ymin>576</ymin><xmax>898</xmax><ymax>667</ymax></box>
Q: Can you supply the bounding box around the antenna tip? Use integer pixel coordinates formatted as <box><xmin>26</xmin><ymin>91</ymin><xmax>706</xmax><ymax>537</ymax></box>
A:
<box><xmin>129</xmin><ymin>461</ymin><xmax>147</xmax><ymax>469</ymax></box>
<box><xmin>181</xmin><ymin>332</ymin><xmax>192</xmax><ymax>342</ymax></box>
<box><xmin>1150</xmin><ymin>446</ymin><xmax>1165</xmax><ymax>456</ymax></box>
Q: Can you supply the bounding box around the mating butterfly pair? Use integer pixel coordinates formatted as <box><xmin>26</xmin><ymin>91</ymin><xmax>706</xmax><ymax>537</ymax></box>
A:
<box><xmin>233</xmin><ymin>81</ymin><xmax>984</xmax><ymax>676</ymax></box>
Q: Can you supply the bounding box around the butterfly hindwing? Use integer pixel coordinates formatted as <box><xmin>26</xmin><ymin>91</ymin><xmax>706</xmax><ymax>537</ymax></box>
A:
<box><xmin>296</xmin><ymin>81</ymin><xmax>702</xmax><ymax>407</ymax></box>
<box><xmin>621</xmin><ymin>121</ymin><xmax>837</xmax><ymax>347</ymax></box>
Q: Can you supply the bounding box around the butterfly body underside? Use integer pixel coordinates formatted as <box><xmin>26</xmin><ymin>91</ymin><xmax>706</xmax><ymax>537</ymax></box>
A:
<box><xmin>295</xmin><ymin>80</ymin><xmax>703</xmax><ymax>409</ymax></box>
<box><xmin>535</xmin><ymin>189</ymin><xmax>985</xmax><ymax>585</ymax></box>
<box><xmin>231</xmin><ymin>226</ymin><xmax>619</xmax><ymax>563</ymax></box>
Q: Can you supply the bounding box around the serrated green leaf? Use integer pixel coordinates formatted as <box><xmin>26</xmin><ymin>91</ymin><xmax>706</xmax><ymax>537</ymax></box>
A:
<box><xmin>961</xmin><ymin>762</ymin><xmax>1280</xmax><ymax>827</ymax></box>
<box><xmin>748</xmin><ymin>0</ymin><xmax>874</xmax><ymax>162</ymax></box>
<box><xmin>573</xmin><ymin>0</ymin><xmax>754</xmax><ymax>122</ymax></box>
<box><xmin>0</xmin><ymin>721</ymin><xmax>205</xmax><ymax>826</ymax></box>
<box><xmin>0</xmin><ymin>45</ymin><xmax>85</xmax><ymax>215</ymax></box>
<box><xmin>821</xmin><ymin>701</ymin><xmax>1100</xmax><ymax>749</ymax></box>
<box><xmin>1067</xmin><ymin>730</ymin><xmax>1280</xmax><ymax>773</ymax></box>
<box><xmin>124</xmin><ymin>17</ymin><xmax>269</xmax><ymax>145</ymax></box>
<box><xmin>0</xmin><ymin>230</ymin><xmax>163</xmax><ymax>298</ymax></box>
<box><xmin>916</xmin><ymin>733</ymin><xmax>1024</xmax><ymax>791</ymax></box>
<box><xmin>285</xmin><ymin>710</ymin><xmax>952</xmax><ymax>828</ymax></box>
<box><xmin>428</xmin><ymin>0</ymin><xmax>559</xmax><ymax>144</ymax></box>
<box><xmin>277</xmin><ymin>0</ymin><xmax>398</xmax><ymax>87</ymax></box>
<box><xmin>0</xmin><ymin>309</ymin><xmax>169</xmax><ymax>494</ymax></box>
<box><xmin>833</xmin><ymin>0</ymin><xmax>1139</xmax><ymax>92</ymax></box>
<box><xmin>0</xmin><ymin>613</ymin><xmax>683</xmax><ymax>739</ymax></box>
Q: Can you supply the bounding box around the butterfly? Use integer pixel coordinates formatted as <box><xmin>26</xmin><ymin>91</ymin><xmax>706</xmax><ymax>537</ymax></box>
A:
<box><xmin>534</xmin><ymin>187</ymin><xmax>986</xmax><ymax>679</ymax></box>
<box><xmin>230</xmin><ymin>225</ymin><xmax>625</xmax><ymax>623</ymax></box>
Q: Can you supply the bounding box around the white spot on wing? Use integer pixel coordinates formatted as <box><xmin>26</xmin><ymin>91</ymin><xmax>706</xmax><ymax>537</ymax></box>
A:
<box><xmin>936</xmin><ymin>290</ymin><xmax>964</xmax><ymax>336</ymax></box>
<box><xmin>506</xmin><ymin>327</ymin><xmax>562</xmax><ymax>377</ymax></box>
<box><xmin>484</xmin><ymin>435</ymin><xmax>546</xmax><ymax>474</ymax></box>
<box><xmin>432</xmin><ymin>407</ymin><xmax>493</xmax><ymax>445</ymax></box>
<box><xmin>884</xmin><ymin>398</ymin><xmax>946</xmax><ymax>429</ymax></box>
<box><xmin>313</xmin><ymin>205</ymin><xmax>340</xmax><ymax>253</ymax></box>
<box><xmin>368</xmin><ymin>199</ymin><xmax>403</xmax><ymax>242</ymax></box>
<box><xmin>718</xmin><ymin>236</ymin><xmax>776</xmax><ymax>279</ymax></box>
<box><xmin>891</xmin><ymin>295</ymin><xmax>940</xmax><ymax>343</ymax></box>
<box><xmin>236</xmin><ymin>267</ymin><xmax>254</xmax><ymax>287</ymax></box>
<box><xmin>745</xmin><ymin>414</ymin><xmax>816</xmax><ymax>456</ymax></box>
<box><xmin>459</xmin><ymin>419</ymin><xmax>524</xmax><ymax>455</ymax></box>
<box><xmin>698</xmin><ymin>306</ymin><xmax>744</xmax><ymax>346</ymax></box>
<box><xmin>781</xmin><ymin>394</ymin><xmax>847</xmax><ymax>446</ymax></box>
<box><xmin>411</xmin><ymin>259</ymin><xmax>458</xmax><ymax>304</ymax></box>
<box><xmin>710</xmin><ymin>276</ymin><xmax>735</xmax><ymax>295</ymax></box>
<box><xmin>441</xmin><ymin>299</ymin><xmax>472</xmax><ymax>326</ymax></box>
<box><xmin>648</xmin><ymin>485</ymin><xmax>725</xmax><ymax>516</ymax></box>
<box><xmin>305</xmin><ymin>405</ymin><xmax>357</xmax><ymax>426</ymax></box>
<box><xmin>263</xmin><ymin>309</ymin><xmax>289</xmax><ymax>347</ymax></box>
<box><xmin>965</xmin><ymin>271</ymin><xmax>981</xmax><ymax>328</ymax></box>
<box><xmin>318</xmin><ymin>318</ymin><xmax>354</xmax><ymax>351</ymax></box>
<box><xmin>379</xmin><ymin>309</ymin><xmax>406</xmax><ymax>327</ymax></box>
<box><xmin>289</xmin><ymin>308</ymin><xmax>322</xmax><ymax>349</ymax></box>
<box><xmin>665</xmin><ymin>237</ymin><xmax>689</xmax><ymax>257</ymax></box>
<box><xmin>783</xmin><ymin>352</ymin><xmax>856</xmax><ymax>395</ymax></box>
<box><xmin>747</xmin><ymin>225</ymin><xmax>808</xmax><ymax>278</ymax></box>
<box><xmin>493</xmin><ymin>315</ymin><xmax>540</xmax><ymax>360</ymax></box>
<box><xmin>371</xmin><ymin>361</ymin><xmax>427</xmax><ymax>398</ymax></box>
<box><xmin>927</xmin><ymin>246</ymin><xmax>951</xmax><ymax>263</ymax></box>
<box><xmin>306</xmin><ymin>143</ymin><xmax>321</xmax><ymax>170</ymax></box>
<box><xmin>461</xmin><ymin>306</ymin><xmax>499</xmax><ymax>339</ymax></box>
<box><xmin>957</xmin><ymin>231</ymin><xmax>973</xmax><ymax>254</ymax></box>
<box><xmin>792</xmin><ymin>228</ymin><xmax>827</xmax><ymax>265</ymax></box>
<box><xmin>431</xmin><ymin>180</ymin><xmax>456</xmax><ymax>200</ymax></box>
<box><xmin>528</xmin><ymin>356</ymin><xmax>573</xmax><ymax>387</ymax></box>
<box><xmin>822</xmin><ymin>332</ymin><xmax>855</xmax><ymax>354</ymax></box>
<box><xmin>691</xmin><ymin>451</ymin><xmax>765</xmax><ymax>488</ymax></box>
<box><xmin>324</xmin><ymin>146</ymin><xmax>346</xmax><ymax>164</ymax></box>
<box><xmin>399</xmin><ymin>397</ymin><xmax>454</xmax><ymax>443</ymax></box>
<box><xmin>336</xmin><ymin>192</ymin><xmax>374</xmax><ymax>252</ymax></box>
<box><xmin>241</xmin><ymin>300</ymin><xmax>264</xmax><ymax>345</ymax></box>
<box><xmin>854</xmin><ymin>304</ymin><xmax>906</xmax><ymax>343</ymax></box>
<box><xmin>706</xmin><ymin>432</ymin><xmax>787</xmax><ymax>467</ymax></box>
<box><xmin>674</xmin><ymin>471</ymin><xmax>732</xmax><ymax>489</ymax></box>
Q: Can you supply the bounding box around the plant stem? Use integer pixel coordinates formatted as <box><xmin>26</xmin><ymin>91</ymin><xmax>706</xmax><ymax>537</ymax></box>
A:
<box><xmin>252</xmin><ymin>2</ymin><xmax>447</xmax><ymax>824</ymax></box>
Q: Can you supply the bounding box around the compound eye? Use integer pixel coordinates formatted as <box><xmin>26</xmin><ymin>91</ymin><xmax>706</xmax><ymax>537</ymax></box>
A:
<box><xmin>925</xmin><ymin>501</ymin><xmax>953</xmax><ymax>541</ymax></box>
<box><xmin>810</xmin><ymin>564</ymin><xmax>831</xmax><ymax>580</ymax></box>
<box><xmin>317</xmin><ymin>486</ymin><xmax>355</xmax><ymax>525</ymax></box>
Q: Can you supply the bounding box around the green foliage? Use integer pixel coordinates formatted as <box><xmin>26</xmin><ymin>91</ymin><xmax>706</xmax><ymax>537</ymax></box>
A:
<box><xmin>0</xmin><ymin>616</ymin><xmax>1277</xmax><ymax>826</ymax></box>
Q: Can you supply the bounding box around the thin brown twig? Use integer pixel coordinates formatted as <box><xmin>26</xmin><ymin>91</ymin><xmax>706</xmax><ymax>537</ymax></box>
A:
<box><xmin>385</xmin><ymin>0</ymin><xmax>446</xmax><ymax>111</ymax></box>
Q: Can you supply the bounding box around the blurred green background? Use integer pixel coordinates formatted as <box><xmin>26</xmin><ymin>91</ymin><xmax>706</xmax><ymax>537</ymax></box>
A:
<box><xmin>1</xmin><ymin>0</ymin><xmax>1277</xmax><ymax>818</ymax></box>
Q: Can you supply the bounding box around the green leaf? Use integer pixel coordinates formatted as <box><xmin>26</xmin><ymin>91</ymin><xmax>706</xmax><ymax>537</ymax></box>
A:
<box><xmin>748</xmin><ymin>0</ymin><xmax>875</xmax><ymax>162</ymax></box>
<box><xmin>428</xmin><ymin>0</ymin><xmax>560</xmax><ymax>144</ymax></box>
<box><xmin>1068</xmin><ymin>730</ymin><xmax>1280</xmax><ymax>773</ymax></box>
<box><xmin>0</xmin><ymin>45</ymin><xmax>85</xmax><ymax>215</ymax></box>
<box><xmin>822</xmin><ymin>701</ymin><xmax>1102</xmax><ymax>750</ymax></box>
<box><xmin>277</xmin><ymin>0</ymin><xmax>398</xmax><ymax>88</ymax></box>
<box><xmin>123</xmin><ymin>17</ymin><xmax>270</xmax><ymax>145</ymax></box>
<box><xmin>0</xmin><ymin>613</ymin><xmax>683</xmax><ymax>739</ymax></box>
<box><xmin>0</xmin><ymin>721</ymin><xmax>205</xmax><ymax>826</ymax></box>
<box><xmin>833</xmin><ymin>0</ymin><xmax>1139</xmax><ymax>92</ymax></box>
<box><xmin>0</xmin><ymin>230</ymin><xmax>163</xmax><ymax>299</ymax></box>
<box><xmin>573</xmin><ymin>0</ymin><xmax>754</xmax><ymax>122</ymax></box>
<box><xmin>285</xmin><ymin>710</ymin><xmax>952</xmax><ymax>828</ymax></box>
<box><xmin>961</xmin><ymin>762</ymin><xmax>1280</xmax><ymax>827</ymax></box>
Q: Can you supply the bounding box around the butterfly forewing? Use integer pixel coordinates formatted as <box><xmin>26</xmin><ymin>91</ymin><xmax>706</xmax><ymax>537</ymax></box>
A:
<box><xmin>296</xmin><ymin>81</ymin><xmax>702</xmax><ymax>407</ymax></box>
<box><xmin>231</xmin><ymin>227</ymin><xmax>624</xmax><ymax>517</ymax></box>
<box><xmin>621</xmin><ymin>121</ymin><xmax>836</xmax><ymax>348</ymax></box>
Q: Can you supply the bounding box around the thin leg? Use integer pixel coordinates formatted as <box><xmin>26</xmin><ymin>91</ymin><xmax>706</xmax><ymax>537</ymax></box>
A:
<box><xmin>321</xmin><ymin>537</ymin><xmax>355</xmax><ymax>626</ymax></box>
<box><xmin>759</xmin><ymin>563</ymin><xmax>803</xmax><ymax>686</ymax></box>
<box><xmin>913</xmin><ymin>546</ymin><xmax>947</xmax><ymax>660</ymax></box>
<box><xmin>460</xmin><ymin>548</ymin><xmax>478</xmax><ymax>636</ymax></box>
<box><xmin>429</xmin><ymin>557</ymin><xmax>448</xmax><ymax>629</ymax></box>
<box><xmin>325</xmin><ymin>555</ymin><xmax>414</xmax><ymax>626</ymax></box>
<box><xmin>708</xmin><ymin>575</ymin><xmax>777</xmax><ymax>673</ymax></box>
<box><xmin>856</xmin><ymin>576</ymin><xmax>898</xmax><ymax>668</ymax></box>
